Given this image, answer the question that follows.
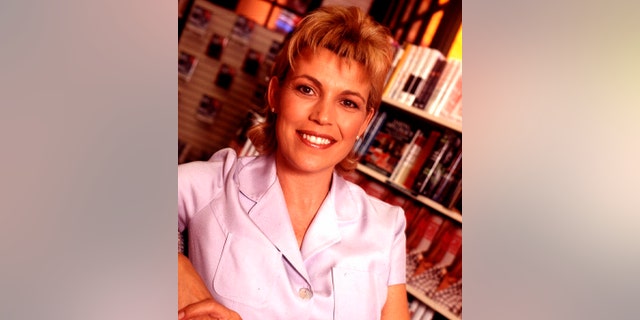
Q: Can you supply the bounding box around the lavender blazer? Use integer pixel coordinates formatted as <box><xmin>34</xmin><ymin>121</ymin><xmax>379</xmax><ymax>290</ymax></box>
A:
<box><xmin>178</xmin><ymin>148</ymin><xmax>406</xmax><ymax>319</ymax></box>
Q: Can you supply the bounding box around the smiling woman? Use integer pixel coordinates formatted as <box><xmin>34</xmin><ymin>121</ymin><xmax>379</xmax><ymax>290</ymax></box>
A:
<box><xmin>178</xmin><ymin>6</ymin><xmax>410</xmax><ymax>320</ymax></box>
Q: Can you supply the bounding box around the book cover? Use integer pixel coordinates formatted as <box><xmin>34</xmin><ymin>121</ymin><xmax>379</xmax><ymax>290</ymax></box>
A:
<box><xmin>195</xmin><ymin>95</ymin><xmax>223</xmax><ymax>124</ymax></box>
<box><xmin>359</xmin><ymin>179</ymin><xmax>390</xmax><ymax>200</ymax></box>
<box><xmin>242</xmin><ymin>48</ymin><xmax>263</xmax><ymax>76</ymax></box>
<box><xmin>178</xmin><ymin>51</ymin><xmax>198</xmax><ymax>81</ymax></box>
<box><xmin>410</xmin><ymin>214</ymin><xmax>445</xmax><ymax>254</ymax></box>
<box><xmin>383</xmin><ymin>43</ymin><xmax>405</xmax><ymax>85</ymax></box>
<box><xmin>436</xmin><ymin>226</ymin><xmax>462</xmax><ymax>268</ymax></box>
<box><xmin>361</xmin><ymin>113</ymin><xmax>418</xmax><ymax>177</ymax></box>
<box><xmin>206</xmin><ymin>34</ymin><xmax>227</xmax><ymax>60</ymax></box>
<box><xmin>389</xmin><ymin>129</ymin><xmax>423</xmax><ymax>185</ymax></box>
<box><xmin>355</xmin><ymin>111</ymin><xmax>387</xmax><ymax>158</ymax></box>
<box><xmin>396</xmin><ymin>46</ymin><xmax>427</xmax><ymax>104</ymax></box>
<box><xmin>186</xmin><ymin>5</ymin><xmax>212</xmax><ymax>35</ymax></box>
<box><xmin>389</xmin><ymin>44</ymin><xmax>421</xmax><ymax>101</ymax></box>
<box><xmin>402</xmin><ymin>129</ymin><xmax>443</xmax><ymax>190</ymax></box>
<box><xmin>407</xmin><ymin>49</ymin><xmax>444</xmax><ymax>107</ymax></box>
<box><xmin>430</xmin><ymin>150</ymin><xmax>462</xmax><ymax>205</ymax></box>
<box><xmin>412</xmin><ymin>132</ymin><xmax>461</xmax><ymax>195</ymax></box>
<box><xmin>401</xmin><ymin>202</ymin><xmax>422</xmax><ymax>235</ymax></box>
<box><xmin>421</xmin><ymin>135</ymin><xmax>462</xmax><ymax>199</ymax></box>
<box><xmin>423</xmin><ymin>59</ymin><xmax>460</xmax><ymax>113</ymax></box>
<box><xmin>413</xmin><ymin>57</ymin><xmax>448</xmax><ymax>110</ymax></box>
<box><xmin>215</xmin><ymin>64</ymin><xmax>235</xmax><ymax>90</ymax></box>
<box><xmin>382</xmin><ymin>43</ymin><xmax>415</xmax><ymax>99</ymax></box>
<box><xmin>434</xmin><ymin>73</ymin><xmax>462</xmax><ymax>120</ymax></box>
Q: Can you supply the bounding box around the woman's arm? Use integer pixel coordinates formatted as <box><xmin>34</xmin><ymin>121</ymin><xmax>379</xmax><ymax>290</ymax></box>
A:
<box><xmin>178</xmin><ymin>253</ymin><xmax>242</xmax><ymax>319</ymax></box>
<box><xmin>381</xmin><ymin>284</ymin><xmax>410</xmax><ymax>320</ymax></box>
<box><xmin>178</xmin><ymin>253</ymin><xmax>213</xmax><ymax>309</ymax></box>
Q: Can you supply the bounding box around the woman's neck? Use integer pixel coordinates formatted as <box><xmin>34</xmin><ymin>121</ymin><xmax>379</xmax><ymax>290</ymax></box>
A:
<box><xmin>275</xmin><ymin>159</ymin><xmax>334</xmax><ymax>248</ymax></box>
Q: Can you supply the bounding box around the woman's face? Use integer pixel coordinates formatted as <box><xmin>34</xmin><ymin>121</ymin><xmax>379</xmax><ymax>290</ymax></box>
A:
<box><xmin>269</xmin><ymin>47</ymin><xmax>374</xmax><ymax>176</ymax></box>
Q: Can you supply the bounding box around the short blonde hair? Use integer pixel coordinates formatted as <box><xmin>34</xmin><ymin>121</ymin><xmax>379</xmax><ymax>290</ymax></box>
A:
<box><xmin>247</xmin><ymin>6</ymin><xmax>394</xmax><ymax>172</ymax></box>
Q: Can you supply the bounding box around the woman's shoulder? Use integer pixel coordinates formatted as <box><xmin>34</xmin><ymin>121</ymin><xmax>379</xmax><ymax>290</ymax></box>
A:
<box><xmin>179</xmin><ymin>148</ymin><xmax>238</xmax><ymax>176</ymax></box>
<box><xmin>339</xmin><ymin>175</ymin><xmax>404</xmax><ymax>219</ymax></box>
<box><xmin>178</xmin><ymin>148</ymin><xmax>245</xmax><ymax>196</ymax></box>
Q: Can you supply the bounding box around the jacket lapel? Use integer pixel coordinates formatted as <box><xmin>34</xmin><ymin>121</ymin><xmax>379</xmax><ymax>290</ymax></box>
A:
<box><xmin>237</xmin><ymin>154</ymin><xmax>310</xmax><ymax>282</ymax></box>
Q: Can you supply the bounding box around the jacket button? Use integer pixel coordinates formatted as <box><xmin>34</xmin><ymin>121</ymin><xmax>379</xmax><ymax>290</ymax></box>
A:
<box><xmin>298</xmin><ymin>288</ymin><xmax>313</xmax><ymax>300</ymax></box>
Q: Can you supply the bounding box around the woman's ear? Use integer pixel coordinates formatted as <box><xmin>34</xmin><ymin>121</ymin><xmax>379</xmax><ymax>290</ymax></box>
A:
<box><xmin>267</xmin><ymin>77</ymin><xmax>280</xmax><ymax>113</ymax></box>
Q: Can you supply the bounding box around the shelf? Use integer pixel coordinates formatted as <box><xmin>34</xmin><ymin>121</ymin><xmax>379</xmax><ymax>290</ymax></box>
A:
<box><xmin>382</xmin><ymin>97</ymin><xmax>462</xmax><ymax>133</ymax></box>
<box><xmin>356</xmin><ymin>164</ymin><xmax>463</xmax><ymax>223</ymax></box>
<box><xmin>407</xmin><ymin>284</ymin><xmax>461</xmax><ymax>320</ymax></box>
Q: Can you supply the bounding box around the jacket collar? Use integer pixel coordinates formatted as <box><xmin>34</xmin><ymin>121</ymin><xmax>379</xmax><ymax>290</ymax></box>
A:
<box><xmin>236</xmin><ymin>154</ymin><xmax>360</xmax><ymax>280</ymax></box>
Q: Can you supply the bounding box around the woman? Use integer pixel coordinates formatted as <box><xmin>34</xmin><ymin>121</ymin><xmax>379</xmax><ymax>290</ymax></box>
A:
<box><xmin>178</xmin><ymin>6</ymin><xmax>410</xmax><ymax>319</ymax></box>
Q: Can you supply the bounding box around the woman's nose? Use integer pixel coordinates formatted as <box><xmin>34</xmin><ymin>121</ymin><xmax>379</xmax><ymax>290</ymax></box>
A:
<box><xmin>309</xmin><ymin>99</ymin><xmax>334</xmax><ymax>125</ymax></box>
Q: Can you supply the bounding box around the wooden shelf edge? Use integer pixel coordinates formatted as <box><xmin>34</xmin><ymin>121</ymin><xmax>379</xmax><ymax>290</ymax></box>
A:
<box><xmin>356</xmin><ymin>164</ymin><xmax>463</xmax><ymax>223</ymax></box>
<box><xmin>406</xmin><ymin>284</ymin><xmax>461</xmax><ymax>320</ymax></box>
<box><xmin>382</xmin><ymin>97</ymin><xmax>462</xmax><ymax>133</ymax></box>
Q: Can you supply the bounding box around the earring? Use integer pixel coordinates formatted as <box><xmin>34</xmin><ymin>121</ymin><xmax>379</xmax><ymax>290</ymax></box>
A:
<box><xmin>270</xmin><ymin>107</ymin><xmax>275</xmax><ymax>113</ymax></box>
<box><xmin>356</xmin><ymin>135</ymin><xmax>361</xmax><ymax>140</ymax></box>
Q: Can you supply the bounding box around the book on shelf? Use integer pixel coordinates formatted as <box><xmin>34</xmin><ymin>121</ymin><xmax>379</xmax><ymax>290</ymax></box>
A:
<box><xmin>410</xmin><ymin>302</ymin><xmax>428</xmax><ymax>320</ymax></box>
<box><xmin>420</xmin><ymin>135</ymin><xmax>461</xmax><ymax>199</ymax></box>
<box><xmin>404</xmin><ymin>206</ymin><xmax>431</xmax><ymax>240</ymax></box>
<box><xmin>206</xmin><ymin>34</ymin><xmax>227</xmax><ymax>60</ymax></box>
<box><xmin>359</xmin><ymin>178</ymin><xmax>390</xmax><ymax>200</ymax></box>
<box><xmin>355</xmin><ymin>111</ymin><xmax>387</xmax><ymax>158</ymax></box>
<box><xmin>401</xmin><ymin>202</ymin><xmax>423</xmax><ymax>236</ymax></box>
<box><xmin>360</xmin><ymin>112</ymin><xmax>419</xmax><ymax>177</ymax></box>
<box><xmin>407</xmin><ymin>212</ymin><xmax>445</xmax><ymax>254</ymax></box>
<box><xmin>195</xmin><ymin>94</ymin><xmax>223</xmax><ymax>124</ymax></box>
<box><xmin>340</xmin><ymin>168</ymin><xmax>366</xmax><ymax>185</ymax></box>
<box><xmin>428</xmin><ymin>60</ymin><xmax>462</xmax><ymax>117</ymax></box>
<box><xmin>390</xmin><ymin>44</ymin><xmax>423</xmax><ymax>101</ymax></box>
<box><xmin>450</xmin><ymin>185</ymin><xmax>461</xmax><ymax>212</ymax></box>
<box><xmin>445</xmin><ymin>95</ymin><xmax>462</xmax><ymax>124</ymax></box>
<box><xmin>389</xmin><ymin>129</ymin><xmax>423</xmax><ymax>183</ymax></box>
<box><xmin>435</xmin><ymin>76</ymin><xmax>462</xmax><ymax>124</ymax></box>
<box><xmin>412</xmin><ymin>221</ymin><xmax>458</xmax><ymax>275</ymax></box>
<box><xmin>423</xmin><ymin>59</ymin><xmax>460</xmax><ymax>114</ymax></box>
<box><xmin>382</xmin><ymin>43</ymin><xmax>418</xmax><ymax>100</ymax></box>
<box><xmin>429</xmin><ymin>150</ymin><xmax>462</xmax><ymax>207</ymax></box>
<box><xmin>383</xmin><ymin>43</ymin><xmax>405</xmax><ymax>85</ymax></box>
<box><xmin>436</xmin><ymin>227</ymin><xmax>462</xmax><ymax>268</ymax></box>
<box><xmin>186</xmin><ymin>5</ymin><xmax>212</xmax><ymax>35</ymax></box>
<box><xmin>402</xmin><ymin>129</ymin><xmax>443</xmax><ymax>190</ymax></box>
<box><xmin>413</xmin><ymin>57</ymin><xmax>448</xmax><ymax>110</ymax></box>
<box><xmin>412</xmin><ymin>132</ymin><xmax>461</xmax><ymax>196</ymax></box>
<box><xmin>402</xmin><ymin>48</ymin><xmax>444</xmax><ymax>107</ymax></box>
<box><xmin>396</xmin><ymin>46</ymin><xmax>428</xmax><ymax>104</ymax></box>
<box><xmin>178</xmin><ymin>51</ymin><xmax>198</xmax><ymax>81</ymax></box>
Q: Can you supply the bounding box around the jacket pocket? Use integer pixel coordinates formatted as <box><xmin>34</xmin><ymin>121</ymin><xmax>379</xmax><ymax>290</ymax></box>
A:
<box><xmin>212</xmin><ymin>232</ymin><xmax>282</xmax><ymax>307</ymax></box>
<box><xmin>332</xmin><ymin>266</ymin><xmax>387</xmax><ymax>320</ymax></box>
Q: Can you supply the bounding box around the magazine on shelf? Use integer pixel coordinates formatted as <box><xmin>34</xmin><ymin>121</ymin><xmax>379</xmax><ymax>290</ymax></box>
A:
<box><xmin>230</xmin><ymin>15</ymin><xmax>256</xmax><ymax>45</ymax></box>
<box><xmin>242</xmin><ymin>48</ymin><xmax>263</xmax><ymax>76</ymax></box>
<box><xmin>195</xmin><ymin>95</ymin><xmax>223</xmax><ymax>124</ymax></box>
<box><xmin>186</xmin><ymin>5</ymin><xmax>212</xmax><ymax>35</ymax></box>
<box><xmin>206</xmin><ymin>34</ymin><xmax>228</xmax><ymax>60</ymax></box>
<box><xmin>178</xmin><ymin>51</ymin><xmax>198</xmax><ymax>81</ymax></box>
<box><xmin>215</xmin><ymin>64</ymin><xmax>235</xmax><ymax>90</ymax></box>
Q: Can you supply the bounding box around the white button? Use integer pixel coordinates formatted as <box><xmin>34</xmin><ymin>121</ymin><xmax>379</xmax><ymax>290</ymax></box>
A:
<box><xmin>298</xmin><ymin>288</ymin><xmax>313</xmax><ymax>300</ymax></box>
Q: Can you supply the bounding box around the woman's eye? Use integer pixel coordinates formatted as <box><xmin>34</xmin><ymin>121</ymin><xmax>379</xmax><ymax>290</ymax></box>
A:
<box><xmin>297</xmin><ymin>85</ymin><xmax>314</xmax><ymax>95</ymax></box>
<box><xmin>342</xmin><ymin>100</ymin><xmax>360</xmax><ymax>109</ymax></box>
